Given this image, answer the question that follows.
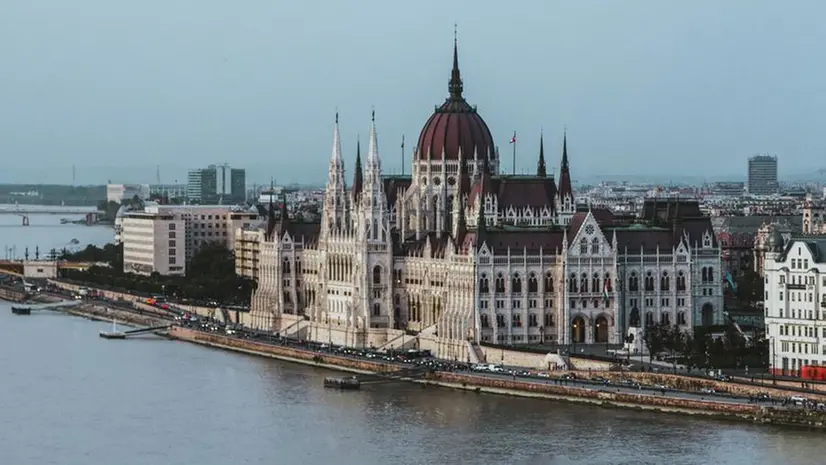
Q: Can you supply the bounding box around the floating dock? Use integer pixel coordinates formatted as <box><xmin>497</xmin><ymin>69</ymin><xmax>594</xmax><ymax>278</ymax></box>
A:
<box><xmin>99</xmin><ymin>331</ymin><xmax>126</xmax><ymax>339</ymax></box>
<box><xmin>324</xmin><ymin>376</ymin><xmax>361</xmax><ymax>390</ymax></box>
<box><xmin>99</xmin><ymin>324</ymin><xmax>172</xmax><ymax>340</ymax></box>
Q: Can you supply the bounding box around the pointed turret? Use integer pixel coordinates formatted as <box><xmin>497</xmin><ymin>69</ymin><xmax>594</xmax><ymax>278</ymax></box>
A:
<box><xmin>536</xmin><ymin>131</ymin><xmax>547</xmax><ymax>177</ymax></box>
<box><xmin>366</xmin><ymin>109</ymin><xmax>381</xmax><ymax>175</ymax></box>
<box><xmin>322</xmin><ymin>112</ymin><xmax>348</xmax><ymax>234</ymax></box>
<box><xmin>448</xmin><ymin>26</ymin><xmax>463</xmax><ymax>101</ymax></box>
<box><xmin>558</xmin><ymin>130</ymin><xmax>573</xmax><ymax>200</ymax></box>
<box><xmin>352</xmin><ymin>137</ymin><xmax>363</xmax><ymax>202</ymax></box>
<box><xmin>265</xmin><ymin>180</ymin><xmax>277</xmax><ymax>239</ymax></box>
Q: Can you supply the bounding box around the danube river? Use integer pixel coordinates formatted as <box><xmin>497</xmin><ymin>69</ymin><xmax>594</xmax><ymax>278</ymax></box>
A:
<box><xmin>2</xmin><ymin>211</ymin><xmax>826</xmax><ymax>465</ymax></box>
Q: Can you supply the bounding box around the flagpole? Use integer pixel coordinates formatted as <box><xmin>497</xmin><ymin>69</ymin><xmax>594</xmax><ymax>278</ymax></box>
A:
<box><xmin>512</xmin><ymin>131</ymin><xmax>517</xmax><ymax>175</ymax></box>
<box><xmin>401</xmin><ymin>135</ymin><xmax>405</xmax><ymax>176</ymax></box>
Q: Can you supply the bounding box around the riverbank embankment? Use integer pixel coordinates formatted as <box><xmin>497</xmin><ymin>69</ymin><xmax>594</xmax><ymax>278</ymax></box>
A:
<box><xmin>166</xmin><ymin>326</ymin><xmax>826</xmax><ymax>429</ymax></box>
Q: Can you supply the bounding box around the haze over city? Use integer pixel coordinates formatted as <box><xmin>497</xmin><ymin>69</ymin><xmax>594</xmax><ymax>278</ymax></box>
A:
<box><xmin>2</xmin><ymin>0</ymin><xmax>825</xmax><ymax>185</ymax></box>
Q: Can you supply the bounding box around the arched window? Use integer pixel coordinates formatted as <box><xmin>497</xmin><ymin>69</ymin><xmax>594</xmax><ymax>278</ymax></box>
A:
<box><xmin>677</xmin><ymin>271</ymin><xmax>686</xmax><ymax>291</ymax></box>
<box><xmin>629</xmin><ymin>272</ymin><xmax>639</xmax><ymax>292</ymax></box>
<box><xmin>479</xmin><ymin>274</ymin><xmax>490</xmax><ymax>293</ymax></box>
<box><xmin>481</xmin><ymin>314</ymin><xmax>490</xmax><ymax>328</ymax></box>
<box><xmin>495</xmin><ymin>273</ymin><xmax>506</xmax><ymax>293</ymax></box>
<box><xmin>373</xmin><ymin>265</ymin><xmax>382</xmax><ymax>285</ymax></box>
<box><xmin>604</xmin><ymin>272</ymin><xmax>612</xmax><ymax>292</ymax></box>
<box><xmin>568</xmin><ymin>273</ymin><xmax>578</xmax><ymax>293</ymax></box>
<box><xmin>372</xmin><ymin>303</ymin><xmax>381</xmax><ymax>316</ymax></box>
<box><xmin>677</xmin><ymin>311</ymin><xmax>687</xmax><ymax>326</ymax></box>
<box><xmin>580</xmin><ymin>273</ymin><xmax>588</xmax><ymax>293</ymax></box>
<box><xmin>283</xmin><ymin>258</ymin><xmax>291</xmax><ymax>274</ymax></box>
<box><xmin>644</xmin><ymin>311</ymin><xmax>654</xmax><ymax>327</ymax></box>
<box><xmin>512</xmin><ymin>273</ymin><xmax>522</xmax><ymax>293</ymax></box>
<box><xmin>528</xmin><ymin>273</ymin><xmax>538</xmax><ymax>293</ymax></box>
<box><xmin>544</xmin><ymin>272</ymin><xmax>554</xmax><ymax>293</ymax></box>
<box><xmin>660</xmin><ymin>272</ymin><xmax>670</xmax><ymax>291</ymax></box>
<box><xmin>592</xmin><ymin>273</ymin><xmax>600</xmax><ymax>294</ymax></box>
<box><xmin>701</xmin><ymin>267</ymin><xmax>708</xmax><ymax>282</ymax></box>
<box><xmin>544</xmin><ymin>313</ymin><xmax>555</xmax><ymax>327</ymax></box>
<box><xmin>580</xmin><ymin>238</ymin><xmax>588</xmax><ymax>254</ymax></box>
<box><xmin>661</xmin><ymin>312</ymin><xmax>670</xmax><ymax>325</ymax></box>
<box><xmin>644</xmin><ymin>271</ymin><xmax>654</xmax><ymax>291</ymax></box>
<box><xmin>707</xmin><ymin>267</ymin><xmax>714</xmax><ymax>283</ymax></box>
<box><xmin>591</xmin><ymin>237</ymin><xmax>599</xmax><ymax>254</ymax></box>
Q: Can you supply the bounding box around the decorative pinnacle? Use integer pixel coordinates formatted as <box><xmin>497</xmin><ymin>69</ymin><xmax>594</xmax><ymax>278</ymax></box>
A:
<box><xmin>335</xmin><ymin>109</ymin><xmax>339</xmax><ymax>124</ymax></box>
<box><xmin>371</xmin><ymin>107</ymin><xmax>375</xmax><ymax>122</ymax></box>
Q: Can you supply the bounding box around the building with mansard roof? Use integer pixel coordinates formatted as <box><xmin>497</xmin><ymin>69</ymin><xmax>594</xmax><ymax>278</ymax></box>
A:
<box><xmin>238</xmin><ymin>38</ymin><xmax>723</xmax><ymax>361</ymax></box>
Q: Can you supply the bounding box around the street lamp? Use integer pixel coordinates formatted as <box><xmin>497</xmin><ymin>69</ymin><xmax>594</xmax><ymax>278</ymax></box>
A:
<box><xmin>539</xmin><ymin>326</ymin><xmax>545</xmax><ymax>345</ymax></box>
<box><xmin>572</xmin><ymin>321</ymin><xmax>579</xmax><ymax>357</ymax></box>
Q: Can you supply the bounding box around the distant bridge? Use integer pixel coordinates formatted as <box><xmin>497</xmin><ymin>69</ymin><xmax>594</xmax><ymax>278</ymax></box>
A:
<box><xmin>0</xmin><ymin>208</ymin><xmax>101</xmax><ymax>215</ymax></box>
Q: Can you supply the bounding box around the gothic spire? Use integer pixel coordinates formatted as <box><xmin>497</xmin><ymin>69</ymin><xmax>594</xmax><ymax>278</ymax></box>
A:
<box><xmin>558</xmin><ymin>129</ymin><xmax>573</xmax><ymax>199</ymax></box>
<box><xmin>352</xmin><ymin>136</ymin><xmax>363</xmax><ymax>201</ymax></box>
<box><xmin>366</xmin><ymin>109</ymin><xmax>381</xmax><ymax>172</ymax></box>
<box><xmin>331</xmin><ymin>111</ymin><xmax>343</xmax><ymax>167</ymax></box>
<box><xmin>448</xmin><ymin>25</ymin><xmax>463</xmax><ymax>100</ymax></box>
<box><xmin>265</xmin><ymin>179</ymin><xmax>276</xmax><ymax>239</ymax></box>
<box><xmin>537</xmin><ymin>131</ymin><xmax>547</xmax><ymax>177</ymax></box>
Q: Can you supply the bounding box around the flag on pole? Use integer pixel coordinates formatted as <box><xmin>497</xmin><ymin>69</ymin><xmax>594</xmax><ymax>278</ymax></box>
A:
<box><xmin>509</xmin><ymin>132</ymin><xmax>517</xmax><ymax>144</ymax></box>
<box><xmin>603</xmin><ymin>280</ymin><xmax>610</xmax><ymax>306</ymax></box>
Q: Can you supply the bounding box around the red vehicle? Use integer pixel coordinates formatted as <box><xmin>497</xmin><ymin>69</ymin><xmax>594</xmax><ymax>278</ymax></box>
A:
<box><xmin>801</xmin><ymin>365</ymin><xmax>826</xmax><ymax>381</ymax></box>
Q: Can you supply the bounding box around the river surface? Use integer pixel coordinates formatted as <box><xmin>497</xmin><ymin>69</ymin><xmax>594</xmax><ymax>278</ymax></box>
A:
<box><xmin>1</xmin><ymin>211</ymin><xmax>826</xmax><ymax>465</ymax></box>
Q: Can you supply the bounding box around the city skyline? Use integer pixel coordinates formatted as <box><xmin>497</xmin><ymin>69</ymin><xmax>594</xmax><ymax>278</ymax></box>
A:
<box><xmin>3</xmin><ymin>1</ymin><xmax>826</xmax><ymax>184</ymax></box>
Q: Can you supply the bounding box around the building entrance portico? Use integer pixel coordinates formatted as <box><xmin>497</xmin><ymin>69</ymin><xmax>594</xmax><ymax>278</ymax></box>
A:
<box><xmin>571</xmin><ymin>316</ymin><xmax>586</xmax><ymax>343</ymax></box>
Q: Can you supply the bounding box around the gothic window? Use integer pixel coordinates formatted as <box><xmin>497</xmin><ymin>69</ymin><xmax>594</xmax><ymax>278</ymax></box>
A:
<box><xmin>528</xmin><ymin>313</ymin><xmax>538</xmax><ymax>327</ymax></box>
<box><xmin>644</xmin><ymin>271</ymin><xmax>654</xmax><ymax>291</ymax></box>
<box><xmin>644</xmin><ymin>311</ymin><xmax>654</xmax><ymax>327</ymax></box>
<box><xmin>591</xmin><ymin>237</ymin><xmax>599</xmax><ymax>254</ymax></box>
<box><xmin>629</xmin><ymin>272</ymin><xmax>639</xmax><ymax>292</ymax></box>
<box><xmin>495</xmin><ymin>273</ymin><xmax>506</xmax><ymax>293</ymax></box>
<box><xmin>512</xmin><ymin>273</ymin><xmax>522</xmax><ymax>293</ymax></box>
<box><xmin>545</xmin><ymin>272</ymin><xmax>554</xmax><ymax>293</ymax></box>
<box><xmin>661</xmin><ymin>312</ymin><xmax>670</xmax><ymax>325</ymax></box>
<box><xmin>677</xmin><ymin>312</ymin><xmax>687</xmax><ymax>326</ymax></box>
<box><xmin>481</xmin><ymin>314</ymin><xmax>490</xmax><ymax>328</ymax></box>
<box><xmin>580</xmin><ymin>273</ymin><xmax>588</xmax><ymax>293</ymax></box>
<box><xmin>707</xmin><ymin>267</ymin><xmax>714</xmax><ymax>283</ymax></box>
<box><xmin>604</xmin><ymin>272</ymin><xmax>612</xmax><ymax>292</ymax></box>
<box><xmin>701</xmin><ymin>267</ymin><xmax>708</xmax><ymax>283</ymax></box>
<box><xmin>283</xmin><ymin>259</ymin><xmax>291</xmax><ymax>274</ymax></box>
<box><xmin>660</xmin><ymin>272</ymin><xmax>670</xmax><ymax>291</ymax></box>
<box><xmin>592</xmin><ymin>273</ymin><xmax>600</xmax><ymax>294</ymax></box>
<box><xmin>479</xmin><ymin>274</ymin><xmax>490</xmax><ymax>293</ymax></box>
<box><xmin>568</xmin><ymin>273</ymin><xmax>578</xmax><ymax>293</ymax></box>
<box><xmin>579</xmin><ymin>238</ymin><xmax>587</xmax><ymax>254</ymax></box>
<box><xmin>544</xmin><ymin>313</ymin><xmax>555</xmax><ymax>327</ymax></box>
<box><xmin>372</xmin><ymin>303</ymin><xmax>381</xmax><ymax>316</ymax></box>
<box><xmin>677</xmin><ymin>271</ymin><xmax>686</xmax><ymax>291</ymax></box>
<box><xmin>512</xmin><ymin>313</ymin><xmax>522</xmax><ymax>327</ymax></box>
<box><xmin>373</xmin><ymin>265</ymin><xmax>382</xmax><ymax>285</ymax></box>
<box><xmin>528</xmin><ymin>273</ymin><xmax>538</xmax><ymax>293</ymax></box>
<box><xmin>496</xmin><ymin>314</ymin><xmax>506</xmax><ymax>328</ymax></box>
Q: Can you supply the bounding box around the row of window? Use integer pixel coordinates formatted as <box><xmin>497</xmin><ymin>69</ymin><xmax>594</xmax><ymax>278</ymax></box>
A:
<box><xmin>481</xmin><ymin>313</ymin><xmax>555</xmax><ymax>328</ymax></box>
<box><xmin>778</xmin><ymin>325</ymin><xmax>826</xmax><ymax>338</ymax></box>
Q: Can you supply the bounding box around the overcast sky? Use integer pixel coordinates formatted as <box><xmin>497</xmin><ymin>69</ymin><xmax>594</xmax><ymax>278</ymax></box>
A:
<box><xmin>1</xmin><ymin>0</ymin><xmax>824</xmax><ymax>185</ymax></box>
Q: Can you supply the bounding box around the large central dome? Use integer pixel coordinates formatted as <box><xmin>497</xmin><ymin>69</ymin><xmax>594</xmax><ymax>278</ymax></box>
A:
<box><xmin>415</xmin><ymin>40</ymin><xmax>496</xmax><ymax>162</ymax></box>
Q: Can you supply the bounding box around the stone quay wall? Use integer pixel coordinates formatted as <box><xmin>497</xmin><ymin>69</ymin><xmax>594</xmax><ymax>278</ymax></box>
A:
<box><xmin>0</xmin><ymin>286</ymin><xmax>28</xmax><ymax>303</ymax></box>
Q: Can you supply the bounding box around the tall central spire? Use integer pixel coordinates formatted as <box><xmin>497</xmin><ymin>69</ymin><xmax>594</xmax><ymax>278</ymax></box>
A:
<box><xmin>448</xmin><ymin>24</ymin><xmax>463</xmax><ymax>100</ymax></box>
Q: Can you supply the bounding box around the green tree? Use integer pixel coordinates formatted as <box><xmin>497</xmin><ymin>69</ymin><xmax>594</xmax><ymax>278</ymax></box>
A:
<box><xmin>734</xmin><ymin>270</ymin><xmax>764</xmax><ymax>307</ymax></box>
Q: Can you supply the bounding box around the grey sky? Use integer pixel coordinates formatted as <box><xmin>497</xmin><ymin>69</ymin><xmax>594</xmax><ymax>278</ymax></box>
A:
<box><xmin>1</xmin><ymin>0</ymin><xmax>824</xmax><ymax>185</ymax></box>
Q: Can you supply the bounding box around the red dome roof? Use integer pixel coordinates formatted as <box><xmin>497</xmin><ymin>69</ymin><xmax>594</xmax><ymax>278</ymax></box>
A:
<box><xmin>415</xmin><ymin>41</ymin><xmax>495</xmax><ymax>162</ymax></box>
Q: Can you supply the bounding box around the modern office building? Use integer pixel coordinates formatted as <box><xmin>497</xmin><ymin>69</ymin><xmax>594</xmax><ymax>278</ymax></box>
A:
<box><xmin>747</xmin><ymin>154</ymin><xmax>779</xmax><ymax>195</ymax></box>
<box><xmin>106</xmin><ymin>184</ymin><xmax>149</xmax><ymax>204</ymax></box>
<box><xmin>187</xmin><ymin>165</ymin><xmax>246</xmax><ymax>204</ymax></box>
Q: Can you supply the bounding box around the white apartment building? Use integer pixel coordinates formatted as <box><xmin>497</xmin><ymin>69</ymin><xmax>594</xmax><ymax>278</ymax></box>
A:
<box><xmin>121</xmin><ymin>204</ymin><xmax>259</xmax><ymax>276</ymax></box>
<box><xmin>763</xmin><ymin>231</ymin><xmax>826</xmax><ymax>376</ymax></box>
<box><xmin>121</xmin><ymin>209</ymin><xmax>186</xmax><ymax>276</ymax></box>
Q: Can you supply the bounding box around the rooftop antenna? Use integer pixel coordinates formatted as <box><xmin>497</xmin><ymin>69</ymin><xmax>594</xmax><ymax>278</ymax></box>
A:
<box><xmin>401</xmin><ymin>135</ymin><xmax>405</xmax><ymax>176</ymax></box>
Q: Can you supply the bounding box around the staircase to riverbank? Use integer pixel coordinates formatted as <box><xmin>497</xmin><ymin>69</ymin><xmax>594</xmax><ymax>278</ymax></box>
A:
<box><xmin>377</xmin><ymin>330</ymin><xmax>418</xmax><ymax>352</ymax></box>
<box><xmin>467</xmin><ymin>341</ymin><xmax>486</xmax><ymax>364</ymax></box>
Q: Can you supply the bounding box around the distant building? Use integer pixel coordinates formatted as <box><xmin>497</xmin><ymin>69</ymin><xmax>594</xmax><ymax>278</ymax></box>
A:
<box><xmin>747</xmin><ymin>154</ymin><xmax>778</xmax><ymax>195</ymax></box>
<box><xmin>106</xmin><ymin>184</ymin><xmax>149</xmax><ymax>204</ymax></box>
<box><xmin>120</xmin><ymin>204</ymin><xmax>259</xmax><ymax>276</ymax></box>
<box><xmin>187</xmin><ymin>165</ymin><xmax>246</xmax><ymax>204</ymax></box>
<box><xmin>149</xmin><ymin>184</ymin><xmax>187</xmax><ymax>201</ymax></box>
<box><xmin>711</xmin><ymin>182</ymin><xmax>744</xmax><ymax>197</ymax></box>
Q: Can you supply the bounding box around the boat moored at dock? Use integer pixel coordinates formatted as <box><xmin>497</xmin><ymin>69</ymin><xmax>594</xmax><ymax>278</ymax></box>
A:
<box><xmin>11</xmin><ymin>306</ymin><xmax>31</xmax><ymax>315</ymax></box>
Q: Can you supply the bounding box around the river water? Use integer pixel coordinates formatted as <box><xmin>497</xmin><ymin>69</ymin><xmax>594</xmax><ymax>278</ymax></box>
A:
<box><xmin>1</xmin><ymin>211</ymin><xmax>825</xmax><ymax>465</ymax></box>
